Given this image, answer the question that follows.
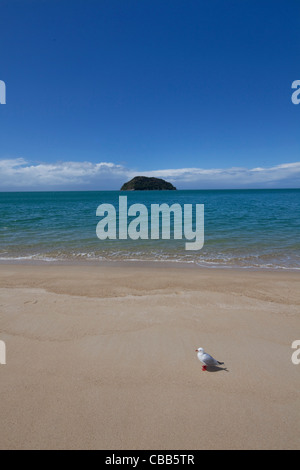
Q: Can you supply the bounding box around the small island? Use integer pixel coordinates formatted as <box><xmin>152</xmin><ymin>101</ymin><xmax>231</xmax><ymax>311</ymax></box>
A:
<box><xmin>121</xmin><ymin>176</ymin><xmax>176</xmax><ymax>191</ymax></box>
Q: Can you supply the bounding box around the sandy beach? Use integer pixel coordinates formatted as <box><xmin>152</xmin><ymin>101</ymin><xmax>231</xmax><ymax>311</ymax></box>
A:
<box><xmin>0</xmin><ymin>262</ymin><xmax>299</xmax><ymax>450</ymax></box>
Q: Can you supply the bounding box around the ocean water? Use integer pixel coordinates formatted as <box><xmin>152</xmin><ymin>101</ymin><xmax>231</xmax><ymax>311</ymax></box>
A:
<box><xmin>0</xmin><ymin>189</ymin><xmax>299</xmax><ymax>270</ymax></box>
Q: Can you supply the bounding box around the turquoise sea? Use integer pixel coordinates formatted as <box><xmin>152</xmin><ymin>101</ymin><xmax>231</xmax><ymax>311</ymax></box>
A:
<box><xmin>0</xmin><ymin>189</ymin><xmax>299</xmax><ymax>270</ymax></box>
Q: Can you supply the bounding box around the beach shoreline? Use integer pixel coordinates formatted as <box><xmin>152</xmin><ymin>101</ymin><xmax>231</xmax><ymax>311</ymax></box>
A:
<box><xmin>0</xmin><ymin>263</ymin><xmax>299</xmax><ymax>449</ymax></box>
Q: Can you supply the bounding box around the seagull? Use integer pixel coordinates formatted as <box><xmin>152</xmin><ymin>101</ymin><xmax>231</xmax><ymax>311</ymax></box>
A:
<box><xmin>195</xmin><ymin>347</ymin><xmax>224</xmax><ymax>371</ymax></box>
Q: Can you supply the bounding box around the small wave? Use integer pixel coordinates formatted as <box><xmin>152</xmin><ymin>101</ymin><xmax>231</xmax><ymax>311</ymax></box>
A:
<box><xmin>0</xmin><ymin>249</ymin><xmax>300</xmax><ymax>271</ymax></box>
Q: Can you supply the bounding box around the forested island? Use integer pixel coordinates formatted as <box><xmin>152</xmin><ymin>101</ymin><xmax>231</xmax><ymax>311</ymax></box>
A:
<box><xmin>121</xmin><ymin>176</ymin><xmax>176</xmax><ymax>191</ymax></box>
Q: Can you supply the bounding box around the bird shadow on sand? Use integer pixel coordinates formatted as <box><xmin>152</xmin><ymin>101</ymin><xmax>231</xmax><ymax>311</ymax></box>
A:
<box><xmin>204</xmin><ymin>366</ymin><xmax>229</xmax><ymax>373</ymax></box>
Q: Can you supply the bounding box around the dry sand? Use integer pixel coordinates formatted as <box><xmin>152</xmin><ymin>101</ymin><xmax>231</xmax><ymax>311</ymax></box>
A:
<box><xmin>0</xmin><ymin>262</ymin><xmax>299</xmax><ymax>450</ymax></box>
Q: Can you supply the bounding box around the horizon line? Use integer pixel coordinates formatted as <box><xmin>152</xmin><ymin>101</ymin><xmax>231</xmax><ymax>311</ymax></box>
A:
<box><xmin>1</xmin><ymin>187</ymin><xmax>299</xmax><ymax>193</ymax></box>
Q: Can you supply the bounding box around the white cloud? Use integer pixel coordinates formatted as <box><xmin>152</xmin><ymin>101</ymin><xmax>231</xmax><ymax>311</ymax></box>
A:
<box><xmin>0</xmin><ymin>158</ymin><xmax>130</xmax><ymax>190</ymax></box>
<box><xmin>0</xmin><ymin>158</ymin><xmax>299</xmax><ymax>190</ymax></box>
<box><xmin>132</xmin><ymin>162</ymin><xmax>300</xmax><ymax>189</ymax></box>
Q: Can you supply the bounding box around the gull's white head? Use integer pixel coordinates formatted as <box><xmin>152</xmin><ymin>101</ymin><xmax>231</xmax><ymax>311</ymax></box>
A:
<box><xmin>195</xmin><ymin>347</ymin><xmax>204</xmax><ymax>354</ymax></box>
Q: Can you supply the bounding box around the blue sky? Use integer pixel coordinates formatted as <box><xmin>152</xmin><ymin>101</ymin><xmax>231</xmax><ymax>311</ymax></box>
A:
<box><xmin>0</xmin><ymin>0</ymin><xmax>300</xmax><ymax>190</ymax></box>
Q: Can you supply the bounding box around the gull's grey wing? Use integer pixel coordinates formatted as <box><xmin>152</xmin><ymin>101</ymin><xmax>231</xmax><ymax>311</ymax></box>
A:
<box><xmin>202</xmin><ymin>353</ymin><xmax>219</xmax><ymax>366</ymax></box>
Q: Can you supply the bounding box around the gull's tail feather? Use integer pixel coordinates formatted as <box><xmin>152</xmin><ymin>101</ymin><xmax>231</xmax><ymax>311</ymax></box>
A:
<box><xmin>217</xmin><ymin>361</ymin><xmax>224</xmax><ymax>365</ymax></box>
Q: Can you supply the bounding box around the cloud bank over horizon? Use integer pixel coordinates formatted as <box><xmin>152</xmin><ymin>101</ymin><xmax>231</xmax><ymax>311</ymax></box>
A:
<box><xmin>0</xmin><ymin>158</ymin><xmax>299</xmax><ymax>191</ymax></box>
